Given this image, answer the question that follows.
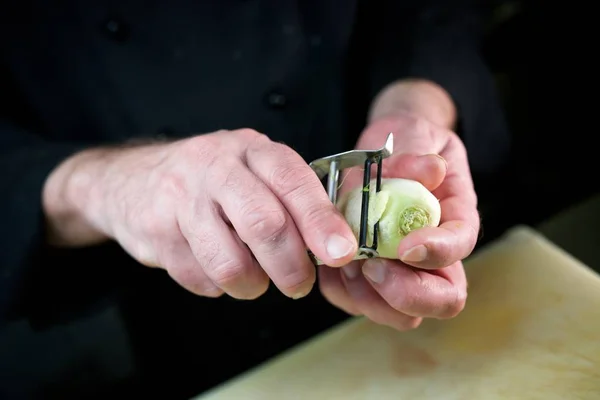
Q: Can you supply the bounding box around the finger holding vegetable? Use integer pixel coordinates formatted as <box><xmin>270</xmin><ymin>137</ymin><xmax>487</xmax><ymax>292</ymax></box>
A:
<box><xmin>319</xmin><ymin>110</ymin><xmax>480</xmax><ymax>332</ymax></box>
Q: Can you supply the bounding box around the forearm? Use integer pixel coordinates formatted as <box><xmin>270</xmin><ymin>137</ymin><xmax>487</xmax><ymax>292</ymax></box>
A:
<box><xmin>42</xmin><ymin>133</ymin><xmax>179</xmax><ymax>248</ymax></box>
<box><xmin>368</xmin><ymin>78</ymin><xmax>457</xmax><ymax>129</ymax></box>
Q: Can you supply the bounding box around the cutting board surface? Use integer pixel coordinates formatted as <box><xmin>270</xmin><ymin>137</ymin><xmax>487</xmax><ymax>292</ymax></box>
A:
<box><xmin>196</xmin><ymin>226</ymin><xmax>600</xmax><ymax>399</ymax></box>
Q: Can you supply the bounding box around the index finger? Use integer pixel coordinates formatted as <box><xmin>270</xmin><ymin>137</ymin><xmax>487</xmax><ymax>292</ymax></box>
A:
<box><xmin>245</xmin><ymin>136</ymin><xmax>358</xmax><ymax>267</ymax></box>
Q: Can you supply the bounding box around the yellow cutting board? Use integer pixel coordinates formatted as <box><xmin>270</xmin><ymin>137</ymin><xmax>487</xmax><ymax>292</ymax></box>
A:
<box><xmin>196</xmin><ymin>226</ymin><xmax>600</xmax><ymax>400</ymax></box>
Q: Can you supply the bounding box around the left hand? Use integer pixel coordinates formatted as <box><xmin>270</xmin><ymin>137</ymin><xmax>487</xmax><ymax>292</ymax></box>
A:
<box><xmin>318</xmin><ymin>113</ymin><xmax>480</xmax><ymax>331</ymax></box>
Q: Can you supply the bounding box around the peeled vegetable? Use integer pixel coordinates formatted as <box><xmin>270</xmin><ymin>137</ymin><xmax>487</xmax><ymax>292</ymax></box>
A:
<box><xmin>337</xmin><ymin>178</ymin><xmax>441</xmax><ymax>260</ymax></box>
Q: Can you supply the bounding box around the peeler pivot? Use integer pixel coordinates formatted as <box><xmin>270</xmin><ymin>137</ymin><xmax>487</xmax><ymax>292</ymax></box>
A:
<box><xmin>307</xmin><ymin>133</ymin><xmax>394</xmax><ymax>265</ymax></box>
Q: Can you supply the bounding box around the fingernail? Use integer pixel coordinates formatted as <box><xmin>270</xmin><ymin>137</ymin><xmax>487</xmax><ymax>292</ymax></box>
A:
<box><xmin>292</xmin><ymin>289</ymin><xmax>310</xmax><ymax>300</ymax></box>
<box><xmin>342</xmin><ymin>263</ymin><xmax>360</xmax><ymax>279</ymax></box>
<box><xmin>401</xmin><ymin>245</ymin><xmax>428</xmax><ymax>263</ymax></box>
<box><xmin>362</xmin><ymin>260</ymin><xmax>387</xmax><ymax>284</ymax></box>
<box><xmin>326</xmin><ymin>234</ymin><xmax>355</xmax><ymax>260</ymax></box>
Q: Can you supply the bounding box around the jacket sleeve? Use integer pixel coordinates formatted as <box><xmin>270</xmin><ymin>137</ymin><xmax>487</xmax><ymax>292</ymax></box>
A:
<box><xmin>359</xmin><ymin>0</ymin><xmax>511</xmax><ymax>177</ymax></box>
<box><xmin>0</xmin><ymin>121</ymin><xmax>84</xmax><ymax>323</ymax></box>
<box><xmin>0</xmin><ymin>81</ymin><xmax>128</xmax><ymax>327</ymax></box>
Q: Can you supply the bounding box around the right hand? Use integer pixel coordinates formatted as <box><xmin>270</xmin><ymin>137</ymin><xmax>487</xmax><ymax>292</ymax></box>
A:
<box><xmin>47</xmin><ymin>129</ymin><xmax>358</xmax><ymax>300</ymax></box>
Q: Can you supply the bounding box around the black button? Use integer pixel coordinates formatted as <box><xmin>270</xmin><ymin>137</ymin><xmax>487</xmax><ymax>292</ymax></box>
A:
<box><xmin>102</xmin><ymin>17</ymin><xmax>130</xmax><ymax>43</ymax></box>
<box><xmin>265</xmin><ymin>91</ymin><xmax>287</xmax><ymax>109</ymax></box>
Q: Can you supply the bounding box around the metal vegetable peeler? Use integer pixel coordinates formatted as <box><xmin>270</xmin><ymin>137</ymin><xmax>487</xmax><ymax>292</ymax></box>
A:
<box><xmin>307</xmin><ymin>133</ymin><xmax>395</xmax><ymax>265</ymax></box>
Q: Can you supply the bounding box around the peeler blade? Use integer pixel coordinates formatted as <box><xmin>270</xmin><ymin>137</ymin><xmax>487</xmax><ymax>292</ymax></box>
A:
<box><xmin>307</xmin><ymin>132</ymin><xmax>395</xmax><ymax>266</ymax></box>
<box><xmin>309</xmin><ymin>132</ymin><xmax>394</xmax><ymax>180</ymax></box>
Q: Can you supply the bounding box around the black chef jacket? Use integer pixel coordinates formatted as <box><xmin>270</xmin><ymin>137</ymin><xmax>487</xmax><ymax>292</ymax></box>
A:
<box><xmin>0</xmin><ymin>0</ymin><xmax>510</xmax><ymax>398</ymax></box>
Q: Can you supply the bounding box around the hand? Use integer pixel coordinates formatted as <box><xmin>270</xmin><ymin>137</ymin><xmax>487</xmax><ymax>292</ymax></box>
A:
<box><xmin>44</xmin><ymin>129</ymin><xmax>358</xmax><ymax>300</ymax></box>
<box><xmin>319</xmin><ymin>114</ymin><xmax>479</xmax><ymax>331</ymax></box>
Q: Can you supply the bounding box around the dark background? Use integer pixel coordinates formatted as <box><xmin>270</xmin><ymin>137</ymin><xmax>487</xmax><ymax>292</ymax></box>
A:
<box><xmin>2</xmin><ymin>1</ymin><xmax>598</xmax><ymax>399</ymax></box>
<box><xmin>471</xmin><ymin>0</ymin><xmax>596</xmax><ymax>248</ymax></box>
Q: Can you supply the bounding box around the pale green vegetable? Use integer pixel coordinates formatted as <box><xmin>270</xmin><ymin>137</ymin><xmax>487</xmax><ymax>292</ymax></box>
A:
<box><xmin>338</xmin><ymin>177</ymin><xmax>441</xmax><ymax>260</ymax></box>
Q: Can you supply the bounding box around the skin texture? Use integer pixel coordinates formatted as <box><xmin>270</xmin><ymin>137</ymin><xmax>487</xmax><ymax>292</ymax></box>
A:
<box><xmin>318</xmin><ymin>79</ymin><xmax>479</xmax><ymax>331</ymax></box>
<box><xmin>43</xmin><ymin>129</ymin><xmax>358</xmax><ymax>300</ymax></box>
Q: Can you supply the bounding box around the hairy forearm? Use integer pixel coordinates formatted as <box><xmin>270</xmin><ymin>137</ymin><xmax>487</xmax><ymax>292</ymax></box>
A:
<box><xmin>42</xmin><ymin>137</ymin><xmax>172</xmax><ymax>247</ymax></box>
<box><xmin>368</xmin><ymin>78</ymin><xmax>457</xmax><ymax>129</ymax></box>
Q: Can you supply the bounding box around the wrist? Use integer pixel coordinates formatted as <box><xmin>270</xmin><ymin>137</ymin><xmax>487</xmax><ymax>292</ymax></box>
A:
<box><xmin>368</xmin><ymin>78</ymin><xmax>457</xmax><ymax>129</ymax></box>
<box><xmin>42</xmin><ymin>148</ymin><xmax>114</xmax><ymax>246</ymax></box>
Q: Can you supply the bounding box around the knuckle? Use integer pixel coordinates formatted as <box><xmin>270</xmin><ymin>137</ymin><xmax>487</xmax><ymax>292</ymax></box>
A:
<box><xmin>182</xmin><ymin>134</ymin><xmax>218</xmax><ymax>162</ymax></box>
<box><xmin>182</xmin><ymin>231</ymin><xmax>235</xmax><ymax>298</ymax></box>
<box><xmin>244</xmin><ymin>131</ymin><xmax>273</xmax><ymax>159</ymax></box>
<box><xmin>138</xmin><ymin>207</ymin><xmax>173</xmax><ymax>240</ymax></box>
<box><xmin>187</xmin><ymin>228</ymin><xmax>221</xmax><ymax>266</ymax></box>
<box><xmin>208</xmin><ymin>257</ymin><xmax>247</xmax><ymax>288</ymax></box>
<box><xmin>304</xmin><ymin>203</ymin><xmax>336</xmax><ymax>229</ymax></box>
<box><xmin>241</xmin><ymin>202</ymin><xmax>289</xmax><ymax>243</ymax></box>
<box><xmin>158</xmin><ymin>172</ymin><xmax>187</xmax><ymax>199</ymax></box>
<box><xmin>269</xmin><ymin>158</ymin><xmax>320</xmax><ymax>200</ymax></box>
<box><xmin>279</xmin><ymin>269</ymin><xmax>314</xmax><ymax>293</ymax></box>
<box><xmin>236</xmin><ymin>128</ymin><xmax>267</xmax><ymax>142</ymax></box>
<box><xmin>133</xmin><ymin>242</ymin><xmax>158</xmax><ymax>267</ymax></box>
<box><xmin>269</xmin><ymin>141</ymin><xmax>296</xmax><ymax>156</ymax></box>
<box><xmin>221</xmin><ymin>161</ymin><xmax>247</xmax><ymax>189</ymax></box>
<box><xmin>440</xmin><ymin>288</ymin><xmax>468</xmax><ymax>319</ymax></box>
<box><xmin>237</xmin><ymin>127</ymin><xmax>260</xmax><ymax>137</ymax></box>
<box><xmin>210</xmin><ymin>159</ymin><xmax>249</xmax><ymax>195</ymax></box>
